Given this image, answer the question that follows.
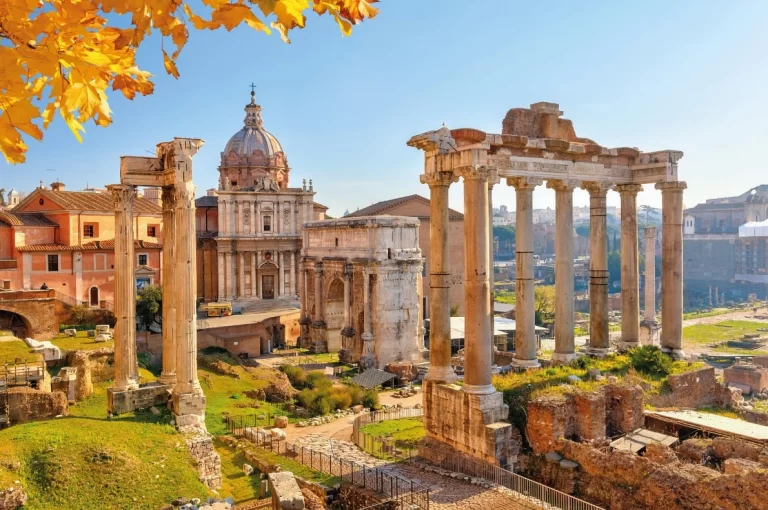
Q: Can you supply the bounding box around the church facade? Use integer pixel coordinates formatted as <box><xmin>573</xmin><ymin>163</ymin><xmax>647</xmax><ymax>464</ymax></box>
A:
<box><xmin>196</xmin><ymin>91</ymin><xmax>326</xmax><ymax>308</ymax></box>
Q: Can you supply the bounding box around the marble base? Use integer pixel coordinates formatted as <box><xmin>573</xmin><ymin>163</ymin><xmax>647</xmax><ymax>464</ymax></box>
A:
<box><xmin>424</xmin><ymin>365</ymin><xmax>459</xmax><ymax>384</ymax></box>
<box><xmin>617</xmin><ymin>341</ymin><xmax>640</xmax><ymax>352</ymax></box>
<box><xmin>584</xmin><ymin>347</ymin><xmax>611</xmax><ymax>358</ymax></box>
<box><xmin>640</xmin><ymin>320</ymin><xmax>661</xmax><ymax>347</ymax></box>
<box><xmin>463</xmin><ymin>383</ymin><xmax>496</xmax><ymax>395</ymax></box>
<box><xmin>550</xmin><ymin>352</ymin><xmax>579</xmax><ymax>364</ymax></box>
<box><xmin>510</xmin><ymin>357</ymin><xmax>541</xmax><ymax>369</ymax></box>
<box><xmin>108</xmin><ymin>382</ymin><xmax>171</xmax><ymax>416</ymax></box>
<box><xmin>661</xmin><ymin>347</ymin><xmax>687</xmax><ymax>360</ymax></box>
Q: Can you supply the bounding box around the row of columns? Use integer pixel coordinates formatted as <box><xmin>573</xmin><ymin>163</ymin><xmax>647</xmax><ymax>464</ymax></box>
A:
<box><xmin>424</xmin><ymin>169</ymin><xmax>688</xmax><ymax>386</ymax></box>
<box><xmin>218</xmin><ymin>197</ymin><xmax>312</xmax><ymax>236</ymax></box>
<box><xmin>217</xmin><ymin>250</ymin><xmax>298</xmax><ymax>300</ymax></box>
<box><xmin>109</xmin><ymin>183</ymin><xmax>201</xmax><ymax>399</ymax></box>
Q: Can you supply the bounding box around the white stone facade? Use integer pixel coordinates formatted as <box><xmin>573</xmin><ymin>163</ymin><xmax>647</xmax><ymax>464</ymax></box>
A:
<box><xmin>300</xmin><ymin>216</ymin><xmax>425</xmax><ymax>368</ymax></box>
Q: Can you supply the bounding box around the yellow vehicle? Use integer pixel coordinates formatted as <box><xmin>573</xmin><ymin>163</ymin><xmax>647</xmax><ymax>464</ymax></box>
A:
<box><xmin>206</xmin><ymin>302</ymin><xmax>233</xmax><ymax>317</ymax></box>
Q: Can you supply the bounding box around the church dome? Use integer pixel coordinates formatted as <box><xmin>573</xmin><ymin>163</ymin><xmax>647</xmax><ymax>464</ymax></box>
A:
<box><xmin>220</xmin><ymin>90</ymin><xmax>288</xmax><ymax>171</ymax></box>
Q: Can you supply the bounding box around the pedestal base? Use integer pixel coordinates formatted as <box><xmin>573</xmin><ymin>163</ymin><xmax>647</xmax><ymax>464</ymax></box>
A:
<box><xmin>173</xmin><ymin>391</ymin><xmax>207</xmax><ymax>432</ymax></box>
<box><xmin>510</xmin><ymin>357</ymin><xmax>541</xmax><ymax>369</ymax></box>
<box><xmin>584</xmin><ymin>347</ymin><xmax>611</xmax><ymax>358</ymax></box>
<box><xmin>107</xmin><ymin>382</ymin><xmax>171</xmax><ymax>416</ymax></box>
<box><xmin>463</xmin><ymin>383</ymin><xmax>496</xmax><ymax>395</ymax></box>
<box><xmin>661</xmin><ymin>347</ymin><xmax>687</xmax><ymax>360</ymax></box>
<box><xmin>550</xmin><ymin>352</ymin><xmax>579</xmax><ymax>364</ymax></box>
<box><xmin>424</xmin><ymin>365</ymin><xmax>459</xmax><ymax>384</ymax></box>
<box><xmin>617</xmin><ymin>341</ymin><xmax>640</xmax><ymax>352</ymax></box>
<box><xmin>640</xmin><ymin>320</ymin><xmax>661</xmax><ymax>347</ymax></box>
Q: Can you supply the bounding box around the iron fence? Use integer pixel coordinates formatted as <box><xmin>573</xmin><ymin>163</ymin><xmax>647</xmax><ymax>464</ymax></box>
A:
<box><xmin>432</xmin><ymin>454</ymin><xmax>604</xmax><ymax>510</ymax></box>
<box><xmin>351</xmin><ymin>408</ymin><xmax>424</xmax><ymax>461</ymax></box>
<box><xmin>238</xmin><ymin>426</ymin><xmax>430</xmax><ymax>510</ymax></box>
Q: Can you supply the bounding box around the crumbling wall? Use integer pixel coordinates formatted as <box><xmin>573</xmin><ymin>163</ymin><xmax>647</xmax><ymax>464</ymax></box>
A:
<box><xmin>66</xmin><ymin>348</ymin><xmax>114</xmax><ymax>401</ymax></box>
<box><xmin>573</xmin><ymin>391</ymin><xmax>606</xmax><ymax>442</ymax></box>
<box><xmin>7</xmin><ymin>387</ymin><xmax>67</xmax><ymax>424</ymax></box>
<box><xmin>605</xmin><ymin>384</ymin><xmax>644</xmax><ymax>436</ymax></box>
<box><xmin>525</xmin><ymin>395</ymin><xmax>573</xmax><ymax>454</ymax></box>
<box><xmin>649</xmin><ymin>367</ymin><xmax>727</xmax><ymax>409</ymax></box>
<box><xmin>524</xmin><ymin>439</ymin><xmax>768</xmax><ymax>510</ymax></box>
<box><xmin>185</xmin><ymin>434</ymin><xmax>222</xmax><ymax>490</ymax></box>
<box><xmin>723</xmin><ymin>363</ymin><xmax>768</xmax><ymax>394</ymax></box>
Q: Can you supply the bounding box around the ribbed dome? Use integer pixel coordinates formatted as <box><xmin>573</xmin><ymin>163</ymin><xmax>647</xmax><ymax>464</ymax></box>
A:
<box><xmin>220</xmin><ymin>91</ymin><xmax>288</xmax><ymax>169</ymax></box>
<box><xmin>224</xmin><ymin>126</ymin><xmax>284</xmax><ymax>159</ymax></box>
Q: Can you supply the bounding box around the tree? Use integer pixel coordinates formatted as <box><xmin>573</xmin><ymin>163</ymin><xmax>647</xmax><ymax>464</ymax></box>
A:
<box><xmin>136</xmin><ymin>285</ymin><xmax>162</xmax><ymax>331</ymax></box>
<box><xmin>607</xmin><ymin>250</ymin><xmax>621</xmax><ymax>289</ymax></box>
<box><xmin>1</xmin><ymin>0</ymin><xmax>379</xmax><ymax>164</ymax></box>
<box><xmin>534</xmin><ymin>285</ymin><xmax>555</xmax><ymax>325</ymax></box>
<box><xmin>493</xmin><ymin>225</ymin><xmax>515</xmax><ymax>243</ymax></box>
<box><xmin>0</xmin><ymin>189</ymin><xmax>5</xmax><ymax>206</ymax></box>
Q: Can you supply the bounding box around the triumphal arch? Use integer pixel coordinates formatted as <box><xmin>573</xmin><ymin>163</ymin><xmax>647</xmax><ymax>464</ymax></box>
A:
<box><xmin>409</xmin><ymin>102</ymin><xmax>686</xmax><ymax>466</ymax></box>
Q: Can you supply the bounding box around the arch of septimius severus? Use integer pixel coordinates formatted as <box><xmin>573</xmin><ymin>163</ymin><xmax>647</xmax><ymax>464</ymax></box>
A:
<box><xmin>409</xmin><ymin>102</ymin><xmax>686</xmax><ymax>467</ymax></box>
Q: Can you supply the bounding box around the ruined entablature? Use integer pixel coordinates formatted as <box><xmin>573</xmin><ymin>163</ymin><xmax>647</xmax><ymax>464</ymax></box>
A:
<box><xmin>407</xmin><ymin>102</ymin><xmax>684</xmax><ymax>186</ymax></box>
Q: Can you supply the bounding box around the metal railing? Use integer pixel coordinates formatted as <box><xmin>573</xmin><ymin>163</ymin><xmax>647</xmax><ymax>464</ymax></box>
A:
<box><xmin>351</xmin><ymin>408</ymin><xmax>424</xmax><ymax>460</ymax></box>
<box><xmin>0</xmin><ymin>360</ymin><xmax>46</xmax><ymax>386</ymax></box>
<box><xmin>238</xmin><ymin>426</ymin><xmax>430</xmax><ymax>510</ymax></box>
<box><xmin>431</xmin><ymin>454</ymin><xmax>604</xmax><ymax>510</ymax></box>
<box><xmin>52</xmin><ymin>290</ymin><xmax>113</xmax><ymax>311</ymax></box>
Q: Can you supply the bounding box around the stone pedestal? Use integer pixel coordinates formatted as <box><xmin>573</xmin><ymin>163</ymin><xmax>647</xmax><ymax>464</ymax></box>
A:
<box><xmin>107</xmin><ymin>382</ymin><xmax>171</xmax><ymax>415</ymax></box>
<box><xmin>421</xmin><ymin>381</ymin><xmax>517</xmax><ymax>468</ymax></box>
<box><xmin>640</xmin><ymin>320</ymin><xmax>661</xmax><ymax>347</ymax></box>
<box><xmin>359</xmin><ymin>332</ymin><xmax>376</xmax><ymax>369</ymax></box>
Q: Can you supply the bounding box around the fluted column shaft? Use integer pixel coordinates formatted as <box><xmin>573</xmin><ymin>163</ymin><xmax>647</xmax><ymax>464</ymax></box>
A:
<box><xmin>109</xmin><ymin>184</ymin><xmax>139</xmax><ymax>392</ymax></box>
<box><xmin>159</xmin><ymin>185</ymin><xmax>177</xmax><ymax>386</ymax></box>
<box><xmin>548</xmin><ymin>180</ymin><xmax>579</xmax><ymax>363</ymax></box>
<box><xmin>462</xmin><ymin>167</ymin><xmax>494</xmax><ymax>394</ymax></box>
<box><xmin>217</xmin><ymin>252</ymin><xmax>225</xmax><ymax>301</ymax></box>
<box><xmin>657</xmin><ymin>181</ymin><xmax>687</xmax><ymax>358</ymax></box>
<box><xmin>238</xmin><ymin>252</ymin><xmax>245</xmax><ymax>298</ymax></box>
<box><xmin>584</xmin><ymin>182</ymin><xmax>611</xmax><ymax>354</ymax></box>
<box><xmin>175</xmin><ymin>180</ymin><xmax>202</xmax><ymax>396</ymax></box>
<box><xmin>617</xmin><ymin>184</ymin><xmax>642</xmax><ymax>348</ymax></box>
<box><xmin>251</xmin><ymin>253</ymin><xmax>257</xmax><ymax>297</ymax></box>
<box><xmin>509</xmin><ymin>177</ymin><xmax>542</xmax><ymax>368</ymax></box>
<box><xmin>644</xmin><ymin>227</ymin><xmax>657</xmax><ymax>321</ymax></box>
<box><xmin>314</xmin><ymin>265</ymin><xmax>325</xmax><ymax>325</ymax></box>
<box><xmin>421</xmin><ymin>171</ymin><xmax>458</xmax><ymax>383</ymax></box>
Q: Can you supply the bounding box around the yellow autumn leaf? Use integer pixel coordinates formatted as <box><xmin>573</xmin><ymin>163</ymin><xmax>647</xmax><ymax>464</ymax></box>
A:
<box><xmin>273</xmin><ymin>0</ymin><xmax>308</xmax><ymax>29</ymax></box>
<box><xmin>163</xmin><ymin>50</ymin><xmax>180</xmax><ymax>78</ymax></box>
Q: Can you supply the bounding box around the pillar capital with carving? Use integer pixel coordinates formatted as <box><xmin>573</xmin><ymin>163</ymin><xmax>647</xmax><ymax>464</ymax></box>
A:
<box><xmin>655</xmin><ymin>180</ymin><xmax>687</xmax><ymax>193</ymax></box>
<box><xmin>615</xmin><ymin>183</ymin><xmax>644</xmax><ymax>196</ymax></box>
<box><xmin>507</xmin><ymin>176</ymin><xmax>543</xmax><ymax>190</ymax></box>
<box><xmin>457</xmin><ymin>165</ymin><xmax>495</xmax><ymax>182</ymax></box>
<box><xmin>546</xmin><ymin>179</ymin><xmax>581</xmax><ymax>192</ymax></box>
<box><xmin>581</xmin><ymin>181</ymin><xmax>613</xmax><ymax>197</ymax></box>
<box><xmin>420</xmin><ymin>171</ymin><xmax>459</xmax><ymax>188</ymax></box>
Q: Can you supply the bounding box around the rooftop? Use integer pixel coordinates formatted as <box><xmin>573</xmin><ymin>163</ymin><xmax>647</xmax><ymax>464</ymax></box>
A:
<box><xmin>15</xmin><ymin>240</ymin><xmax>162</xmax><ymax>252</ymax></box>
<box><xmin>0</xmin><ymin>212</ymin><xmax>58</xmax><ymax>228</ymax></box>
<box><xmin>346</xmin><ymin>194</ymin><xmax>464</xmax><ymax>220</ymax></box>
<box><xmin>15</xmin><ymin>189</ymin><xmax>161</xmax><ymax>215</ymax></box>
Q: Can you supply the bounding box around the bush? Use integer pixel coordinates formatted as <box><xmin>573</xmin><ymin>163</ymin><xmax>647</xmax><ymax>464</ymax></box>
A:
<box><xmin>330</xmin><ymin>387</ymin><xmax>352</xmax><ymax>410</ymax></box>
<box><xmin>315</xmin><ymin>396</ymin><xmax>333</xmax><ymax>415</ymax></box>
<box><xmin>362</xmin><ymin>389</ymin><xmax>379</xmax><ymax>410</ymax></box>
<box><xmin>306</xmin><ymin>370</ymin><xmax>332</xmax><ymax>390</ymax></box>
<box><xmin>282</xmin><ymin>365</ymin><xmax>308</xmax><ymax>389</ymax></box>
<box><xmin>628</xmin><ymin>346</ymin><xmax>672</xmax><ymax>378</ymax></box>
<box><xmin>296</xmin><ymin>388</ymin><xmax>318</xmax><ymax>410</ymax></box>
<box><xmin>347</xmin><ymin>384</ymin><xmax>364</xmax><ymax>406</ymax></box>
<box><xmin>68</xmin><ymin>304</ymin><xmax>93</xmax><ymax>325</ymax></box>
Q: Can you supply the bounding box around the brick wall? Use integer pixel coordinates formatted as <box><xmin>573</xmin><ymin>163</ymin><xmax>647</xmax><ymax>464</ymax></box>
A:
<box><xmin>7</xmin><ymin>387</ymin><xmax>68</xmax><ymax>424</ymax></box>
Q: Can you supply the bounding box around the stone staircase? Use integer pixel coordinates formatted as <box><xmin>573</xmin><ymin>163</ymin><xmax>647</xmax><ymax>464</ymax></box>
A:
<box><xmin>239</xmin><ymin>297</ymin><xmax>299</xmax><ymax>315</ymax></box>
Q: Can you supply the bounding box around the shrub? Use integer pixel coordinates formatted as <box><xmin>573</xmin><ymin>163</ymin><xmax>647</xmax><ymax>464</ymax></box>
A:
<box><xmin>296</xmin><ymin>388</ymin><xmax>318</xmax><ymax>410</ymax></box>
<box><xmin>330</xmin><ymin>387</ymin><xmax>352</xmax><ymax>410</ymax></box>
<box><xmin>314</xmin><ymin>396</ymin><xmax>333</xmax><ymax>415</ymax></box>
<box><xmin>362</xmin><ymin>389</ymin><xmax>379</xmax><ymax>410</ymax></box>
<box><xmin>282</xmin><ymin>365</ymin><xmax>308</xmax><ymax>389</ymax></box>
<box><xmin>69</xmin><ymin>304</ymin><xmax>93</xmax><ymax>325</ymax></box>
<box><xmin>347</xmin><ymin>384</ymin><xmax>364</xmax><ymax>406</ymax></box>
<box><xmin>628</xmin><ymin>346</ymin><xmax>672</xmax><ymax>378</ymax></box>
<box><xmin>306</xmin><ymin>370</ymin><xmax>332</xmax><ymax>390</ymax></box>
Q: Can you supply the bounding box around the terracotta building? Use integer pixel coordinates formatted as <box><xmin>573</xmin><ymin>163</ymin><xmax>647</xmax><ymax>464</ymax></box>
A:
<box><xmin>195</xmin><ymin>90</ymin><xmax>327</xmax><ymax>307</ymax></box>
<box><xmin>346</xmin><ymin>195</ymin><xmax>465</xmax><ymax>316</ymax></box>
<box><xmin>0</xmin><ymin>183</ymin><xmax>163</xmax><ymax>307</ymax></box>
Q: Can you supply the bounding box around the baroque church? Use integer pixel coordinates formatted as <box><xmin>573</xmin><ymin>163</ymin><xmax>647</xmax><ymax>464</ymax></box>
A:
<box><xmin>195</xmin><ymin>90</ymin><xmax>327</xmax><ymax>309</ymax></box>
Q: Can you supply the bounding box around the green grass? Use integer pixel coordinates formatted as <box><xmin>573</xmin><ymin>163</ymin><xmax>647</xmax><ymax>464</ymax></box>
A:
<box><xmin>234</xmin><ymin>441</ymin><xmax>339</xmax><ymax>486</ymax></box>
<box><xmin>215</xmin><ymin>439</ymin><xmax>264</xmax><ymax>504</ymax></box>
<box><xmin>359</xmin><ymin>418</ymin><xmax>425</xmax><ymax>446</ymax></box>
<box><xmin>683</xmin><ymin>307</ymin><xmax>731</xmax><ymax>320</ymax></box>
<box><xmin>50</xmin><ymin>331</ymin><xmax>114</xmax><ymax>351</ymax></box>
<box><xmin>0</xmin><ymin>372</ymin><xmax>210</xmax><ymax>509</ymax></box>
<box><xmin>0</xmin><ymin>337</ymin><xmax>43</xmax><ymax>363</ymax></box>
<box><xmin>683</xmin><ymin>320</ymin><xmax>768</xmax><ymax>354</ymax></box>
<box><xmin>495</xmin><ymin>290</ymin><xmax>516</xmax><ymax>305</ymax></box>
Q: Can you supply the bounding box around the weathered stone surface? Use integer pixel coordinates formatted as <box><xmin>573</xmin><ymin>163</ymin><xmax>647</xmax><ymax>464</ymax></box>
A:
<box><xmin>185</xmin><ymin>434</ymin><xmax>222</xmax><ymax>490</ymax></box>
<box><xmin>545</xmin><ymin>452</ymin><xmax>563</xmax><ymax>463</ymax></box>
<box><xmin>724</xmin><ymin>363</ymin><xmax>768</xmax><ymax>395</ymax></box>
<box><xmin>242</xmin><ymin>463</ymin><xmax>254</xmax><ymax>476</ymax></box>
<box><xmin>711</xmin><ymin>437</ymin><xmax>767</xmax><ymax>463</ymax></box>
<box><xmin>559</xmin><ymin>459</ymin><xmax>579</xmax><ymax>470</ymax></box>
<box><xmin>723</xmin><ymin>458</ymin><xmax>762</xmax><ymax>475</ymax></box>
<box><xmin>268</xmin><ymin>472</ymin><xmax>305</xmax><ymax>510</ymax></box>
<box><xmin>644</xmin><ymin>442</ymin><xmax>678</xmax><ymax>465</ymax></box>
<box><xmin>384</xmin><ymin>362</ymin><xmax>419</xmax><ymax>383</ymax></box>
<box><xmin>107</xmin><ymin>382</ymin><xmax>171</xmax><ymax>415</ymax></box>
<box><xmin>0</xmin><ymin>485</ymin><xmax>27</xmax><ymax>510</ymax></box>
<box><xmin>7</xmin><ymin>387</ymin><xmax>67</xmax><ymax>424</ymax></box>
<box><xmin>274</xmin><ymin>416</ymin><xmax>289</xmax><ymax>428</ymax></box>
<box><xmin>676</xmin><ymin>438</ymin><xmax>712</xmax><ymax>464</ymax></box>
<box><xmin>64</xmin><ymin>329</ymin><xmax>77</xmax><ymax>337</ymax></box>
<box><xmin>66</xmin><ymin>347</ymin><xmax>114</xmax><ymax>401</ymax></box>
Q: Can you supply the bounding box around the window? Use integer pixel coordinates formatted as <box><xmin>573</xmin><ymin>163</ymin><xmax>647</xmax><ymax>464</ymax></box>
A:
<box><xmin>47</xmin><ymin>254</ymin><xmax>59</xmax><ymax>272</ymax></box>
<box><xmin>83</xmin><ymin>223</ymin><xmax>98</xmax><ymax>238</ymax></box>
<box><xmin>147</xmin><ymin>225</ymin><xmax>157</xmax><ymax>237</ymax></box>
<box><xmin>94</xmin><ymin>253</ymin><xmax>107</xmax><ymax>271</ymax></box>
<box><xmin>137</xmin><ymin>253</ymin><xmax>148</xmax><ymax>266</ymax></box>
<box><xmin>263</xmin><ymin>215</ymin><xmax>272</xmax><ymax>232</ymax></box>
<box><xmin>89</xmin><ymin>286</ymin><xmax>99</xmax><ymax>307</ymax></box>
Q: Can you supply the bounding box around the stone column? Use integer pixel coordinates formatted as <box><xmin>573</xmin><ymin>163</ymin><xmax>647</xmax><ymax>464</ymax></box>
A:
<box><xmin>230</xmin><ymin>251</ymin><xmax>237</xmax><ymax>299</ymax></box>
<box><xmin>644</xmin><ymin>227</ymin><xmax>657</xmax><ymax>321</ymax></box>
<box><xmin>461</xmin><ymin>166</ymin><xmax>495</xmax><ymax>394</ymax></box>
<box><xmin>256</xmin><ymin>201</ymin><xmax>262</xmax><ymax>233</ymax></box>
<box><xmin>657</xmin><ymin>181</ymin><xmax>687</xmax><ymax>359</ymax></box>
<box><xmin>278</xmin><ymin>251</ymin><xmax>285</xmax><ymax>297</ymax></box>
<box><xmin>238</xmin><ymin>252</ymin><xmax>245</xmax><ymax>298</ymax></box>
<box><xmin>251</xmin><ymin>253</ymin><xmax>257</xmax><ymax>297</ymax></box>
<box><xmin>249</xmin><ymin>201</ymin><xmax>255</xmax><ymax>235</ymax></box>
<box><xmin>174</xmin><ymin>180</ymin><xmax>204</xmax><ymax>408</ymax></box>
<box><xmin>583</xmin><ymin>182</ymin><xmax>612</xmax><ymax>356</ymax></box>
<box><xmin>217</xmin><ymin>251</ymin><xmax>225</xmax><ymax>301</ymax></box>
<box><xmin>303</xmin><ymin>266</ymin><xmax>309</xmax><ymax>313</ymax></box>
<box><xmin>257</xmin><ymin>251</ymin><xmax>262</xmax><ymax>298</ymax></box>
<box><xmin>616</xmin><ymin>184</ymin><xmax>643</xmax><ymax>350</ymax></box>
<box><xmin>108</xmin><ymin>184</ymin><xmax>139</xmax><ymax>392</ymax></box>
<box><xmin>159</xmin><ymin>185</ymin><xmax>177</xmax><ymax>386</ymax></box>
<box><xmin>420</xmin><ymin>171</ymin><xmax>458</xmax><ymax>383</ymax></box>
<box><xmin>488</xmin><ymin>179</ymin><xmax>497</xmax><ymax>357</ymax></box>
<box><xmin>217</xmin><ymin>199</ymin><xmax>224</xmax><ymax>234</ymax></box>
<box><xmin>290</xmin><ymin>251</ymin><xmax>296</xmax><ymax>296</ymax></box>
<box><xmin>227</xmin><ymin>197</ymin><xmax>235</xmax><ymax>234</ymax></box>
<box><xmin>548</xmin><ymin>180</ymin><xmax>579</xmax><ymax>363</ymax></box>
<box><xmin>509</xmin><ymin>176</ymin><xmax>542</xmax><ymax>368</ymax></box>
<box><xmin>276</xmin><ymin>202</ymin><xmax>282</xmax><ymax>234</ymax></box>
<box><xmin>290</xmin><ymin>201</ymin><xmax>296</xmax><ymax>234</ymax></box>
<box><xmin>223</xmin><ymin>253</ymin><xmax>231</xmax><ymax>300</ymax></box>
<box><xmin>361</xmin><ymin>270</ymin><xmax>375</xmax><ymax>367</ymax></box>
<box><xmin>313</xmin><ymin>264</ymin><xmax>324</xmax><ymax>325</ymax></box>
<box><xmin>708</xmin><ymin>285</ymin><xmax>713</xmax><ymax>308</ymax></box>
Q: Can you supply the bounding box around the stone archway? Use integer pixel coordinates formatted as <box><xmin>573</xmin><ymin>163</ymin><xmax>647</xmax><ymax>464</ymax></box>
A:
<box><xmin>326</xmin><ymin>278</ymin><xmax>344</xmax><ymax>352</ymax></box>
<box><xmin>0</xmin><ymin>295</ymin><xmax>58</xmax><ymax>339</ymax></box>
<box><xmin>259</xmin><ymin>261</ymin><xmax>278</xmax><ymax>299</ymax></box>
<box><xmin>0</xmin><ymin>310</ymin><xmax>30</xmax><ymax>339</ymax></box>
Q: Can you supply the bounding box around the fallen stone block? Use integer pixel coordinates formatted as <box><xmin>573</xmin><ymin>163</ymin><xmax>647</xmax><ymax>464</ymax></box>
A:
<box><xmin>545</xmin><ymin>452</ymin><xmax>563</xmax><ymax>464</ymax></box>
<box><xmin>559</xmin><ymin>459</ymin><xmax>579</xmax><ymax>471</ymax></box>
<box><xmin>723</xmin><ymin>457</ymin><xmax>763</xmax><ymax>475</ymax></box>
<box><xmin>243</xmin><ymin>463</ymin><xmax>254</xmax><ymax>476</ymax></box>
<box><xmin>64</xmin><ymin>329</ymin><xmax>77</xmax><ymax>337</ymax></box>
<box><xmin>94</xmin><ymin>334</ymin><xmax>110</xmax><ymax>343</ymax></box>
<box><xmin>274</xmin><ymin>415</ymin><xmax>289</xmax><ymax>428</ymax></box>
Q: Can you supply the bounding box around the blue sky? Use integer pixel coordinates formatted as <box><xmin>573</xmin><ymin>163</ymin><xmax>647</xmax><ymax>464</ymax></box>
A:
<box><xmin>2</xmin><ymin>0</ymin><xmax>767</xmax><ymax>216</ymax></box>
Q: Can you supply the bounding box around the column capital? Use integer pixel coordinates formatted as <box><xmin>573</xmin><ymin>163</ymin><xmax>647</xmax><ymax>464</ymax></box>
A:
<box><xmin>161</xmin><ymin>185</ymin><xmax>178</xmax><ymax>210</ymax></box>
<box><xmin>655</xmin><ymin>180</ymin><xmax>687</xmax><ymax>192</ymax></box>
<box><xmin>420</xmin><ymin>171</ymin><xmax>458</xmax><ymax>188</ymax></box>
<box><xmin>507</xmin><ymin>176</ymin><xmax>543</xmax><ymax>190</ymax></box>
<box><xmin>107</xmin><ymin>184</ymin><xmax>136</xmax><ymax>208</ymax></box>
<box><xmin>614</xmin><ymin>183</ymin><xmax>644</xmax><ymax>195</ymax></box>
<box><xmin>644</xmin><ymin>226</ymin><xmax>657</xmax><ymax>239</ymax></box>
<box><xmin>582</xmin><ymin>181</ymin><xmax>613</xmax><ymax>196</ymax></box>
<box><xmin>456</xmin><ymin>165</ymin><xmax>495</xmax><ymax>181</ymax></box>
<box><xmin>546</xmin><ymin>179</ymin><xmax>581</xmax><ymax>192</ymax></box>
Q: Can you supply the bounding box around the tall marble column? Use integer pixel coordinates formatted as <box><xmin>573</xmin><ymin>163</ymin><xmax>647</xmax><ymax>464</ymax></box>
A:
<box><xmin>217</xmin><ymin>252</ymin><xmax>225</xmax><ymax>301</ymax></box>
<box><xmin>108</xmin><ymin>184</ymin><xmax>139</xmax><ymax>392</ymax></box>
<box><xmin>657</xmin><ymin>181</ymin><xmax>687</xmax><ymax>359</ymax></box>
<box><xmin>313</xmin><ymin>264</ymin><xmax>325</xmax><ymax>325</ymax></box>
<box><xmin>290</xmin><ymin>251</ymin><xmax>296</xmax><ymax>296</ymax></box>
<box><xmin>238</xmin><ymin>252</ymin><xmax>245</xmax><ymax>298</ymax></box>
<box><xmin>461</xmin><ymin>166</ymin><xmax>495</xmax><ymax>394</ymax></box>
<box><xmin>643</xmin><ymin>227</ymin><xmax>657</xmax><ymax>321</ymax></box>
<box><xmin>488</xmin><ymin>179</ymin><xmax>497</xmax><ymax>358</ymax></box>
<box><xmin>616</xmin><ymin>184</ymin><xmax>642</xmax><ymax>350</ymax></box>
<box><xmin>548</xmin><ymin>179</ymin><xmax>579</xmax><ymax>363</ymax></box>
<box><xmin>257</xmin><ymin>251</ymin><xmax>262</xmax><ymax>298</ymax></box>
<box><xmin>584</xmin><ymin>182</ymin><xmax>612</xmax><ymax>356</ymax></box>
<box><xmin>278</xmin><ymin>251</ymin><xmax>285</xmax><ymax>297</ymax></box>
<box><xmin>420</xmin><ymin>171</ymin><xmax>458</xmax><ymax>383</ymax></box>
<box><xmin>174</xmin><ymin>180</ymin><xmax>204</xmax><ymax>402</ymax></box>
<box><xmin>302</xmin><ymin>267</ymin><xmax>309</xmax><ymax>313</ymax></box>
<box><xmin>509</xmin><ymin>176</ymin><xmax>542</xmax><ymax>368</ymax></box>
<box><xmin>159</xmin><ymin>185</ymin><xmax>177</xmax><ymax>386</ymax></box>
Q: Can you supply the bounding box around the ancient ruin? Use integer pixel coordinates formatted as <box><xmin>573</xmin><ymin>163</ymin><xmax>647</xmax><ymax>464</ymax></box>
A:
<box><xmin>409</xmin><ymin>102</ymin><xmax>687</xmax><ymax>467</ymax></box>
<box><xmin>299</xmin><ymin>216</ymin><xmax>424</xmax><ymax>368</ymax></box>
